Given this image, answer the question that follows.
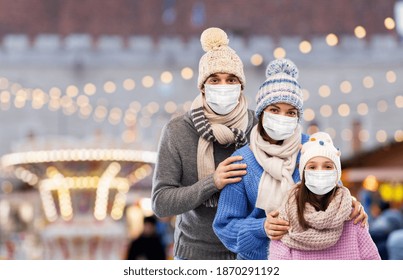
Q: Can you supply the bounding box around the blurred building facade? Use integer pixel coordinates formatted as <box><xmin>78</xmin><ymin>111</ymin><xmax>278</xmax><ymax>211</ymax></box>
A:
<box><xmin>0</xmin><ymin>0</ymin><xmax>395</xmax><ymax>40</ymax></box>
<box><xmin>0</xmin><ymin>0</ymin><xmax>402</xmax><ymax>259</ymax></box>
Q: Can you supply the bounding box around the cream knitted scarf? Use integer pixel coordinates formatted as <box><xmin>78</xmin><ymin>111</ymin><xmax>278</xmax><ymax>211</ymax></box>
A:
<box><xmin>190</xmin><ymin>93</ymin><xmax>248</xmax><ymax>207</ymax></box>
<box><xmin>250</xmin><ymin>125</ymin><xmax>301</xmax><ymax>214</ymax></box>
<box><xmin>279</xmin><ymin>186</ymin><xmax>352</xmax><ymax>251</ymax></box>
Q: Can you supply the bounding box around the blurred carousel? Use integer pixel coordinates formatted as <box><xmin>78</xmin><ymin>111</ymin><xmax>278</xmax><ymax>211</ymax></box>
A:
<box><xmin>0</xmin><ymin>135</ymin><xmax>156</xmax><ymax>259</ymax></box>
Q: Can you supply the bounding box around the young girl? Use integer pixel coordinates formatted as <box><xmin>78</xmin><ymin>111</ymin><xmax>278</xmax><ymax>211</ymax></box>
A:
<box><xmin>269</xmin><ymin>132</ymin><xmax>380</xmax><ymax>260</ymax></box>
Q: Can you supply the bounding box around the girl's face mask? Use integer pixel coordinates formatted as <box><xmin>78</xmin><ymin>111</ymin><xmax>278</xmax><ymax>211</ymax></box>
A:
<box><xmin>204</xmin><ymin>84</ymin><xmax>241</xmax><ymax>115</ymax></box>
<box><xmin>304</xmin><ymin>170</ymin><xmax>338</xmax><ymax>195</ymax></box>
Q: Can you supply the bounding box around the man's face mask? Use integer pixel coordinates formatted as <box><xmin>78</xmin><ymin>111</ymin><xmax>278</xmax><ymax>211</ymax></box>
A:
<box><xmin>204</xmin><ymin>84</ymin><xmax>241</xmax><ymax>115</ymax></box>
<box><xmin>262</xmin><ymin>111</ymin><xmax>298</xmax><ymax>141</ymax></box>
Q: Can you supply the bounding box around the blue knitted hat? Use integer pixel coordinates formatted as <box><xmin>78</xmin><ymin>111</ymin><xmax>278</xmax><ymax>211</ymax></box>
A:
<box><xmin>255</xmin><ymin>58</ymin><xmax>303</xmax><ymax>119</ymax></box>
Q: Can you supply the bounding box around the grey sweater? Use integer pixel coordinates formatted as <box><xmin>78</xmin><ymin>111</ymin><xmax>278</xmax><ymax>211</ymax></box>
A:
<box><xmin>152</xmin><ymin>109</ymin><xmax>257</xmax><ymax>260</ymax></box>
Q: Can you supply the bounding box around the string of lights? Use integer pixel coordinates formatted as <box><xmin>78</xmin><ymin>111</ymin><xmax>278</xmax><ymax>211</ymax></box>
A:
<box><xmin>0</xmin><ymin>16</ymin><xmax>401</xmax><ymax>147</ymax></box>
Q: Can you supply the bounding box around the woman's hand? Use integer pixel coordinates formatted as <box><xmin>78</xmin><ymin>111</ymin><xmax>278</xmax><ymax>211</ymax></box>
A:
<box><xmin>264</xmin><ymin>210</ymin><xmax>290</xmax><ymax>240</ymax></box>
<box><xmin>350</xmin><ymin>199</ymin><xmax>368</xmax><ymax>227</ymax></box>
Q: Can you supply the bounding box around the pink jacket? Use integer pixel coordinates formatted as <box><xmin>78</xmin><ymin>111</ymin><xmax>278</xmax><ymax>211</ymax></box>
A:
<box><xmin>269</xmin><ymin>220</ymin><xmax>381</xmax><ymax>260</ymax></box>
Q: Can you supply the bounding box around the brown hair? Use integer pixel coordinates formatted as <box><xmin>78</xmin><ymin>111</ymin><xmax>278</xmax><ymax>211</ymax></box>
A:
<box><xmin>291</xmin><ymin>179</ymin><xmax>339</xmax><ymax>230</ymax></box>
<box><xmin>257</xmin><ymin>111</ymin><xmax>275</xmax><ymax>143</ymax></box>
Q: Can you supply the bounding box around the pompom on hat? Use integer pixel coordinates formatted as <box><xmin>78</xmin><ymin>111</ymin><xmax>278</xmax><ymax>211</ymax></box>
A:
<box><xmin>298</xmin><ymin>132</ymin><xmax>342</xmax><ymax>182</ymax></box>
<box><xmin>197</xmin><ymin>27</ymin><xmax>245</xmax><ymax>90</ymax></box>
<box><xmin>255</xmin><ymin>58</ymin><xmax>303</xmax><ymax>119</ymax></box>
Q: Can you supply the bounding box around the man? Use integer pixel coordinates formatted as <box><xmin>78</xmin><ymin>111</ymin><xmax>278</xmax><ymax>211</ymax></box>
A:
<box><xmin>151</xmin><ymin>27</ymin><xmax>257</xmax><ymax>260</ymax></box>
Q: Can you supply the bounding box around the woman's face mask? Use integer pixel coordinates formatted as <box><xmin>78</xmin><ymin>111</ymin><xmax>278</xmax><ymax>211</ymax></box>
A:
<box><xmin>304</xmin><ymin>170</ymin><xmax>338</xmax><ymax>195</ymax></box>
<box><xmin>262</xmin><ymin>111</ymin><xmax>298</xmax><ymax>141</ymax></box>
<box><xmin>204</xmin><ymin>84</ymin><xmax>241</xmax><ymax>115</ymax></box>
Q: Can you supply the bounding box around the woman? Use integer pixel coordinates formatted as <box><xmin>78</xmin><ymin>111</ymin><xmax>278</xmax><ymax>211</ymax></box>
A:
<box><xmin>213</xmin><ymin>58</ymin><xmax>367</xmax><ymax>260</ymax></box>
<box><xmin>213</xmin><ymin>58</ymin><xmax>308</xmax><ymax>260</ymax></box>
<box><xmin>269</xmin><ymin>132</ymin><xmax>380</xmax><ymax>260</ymax></box>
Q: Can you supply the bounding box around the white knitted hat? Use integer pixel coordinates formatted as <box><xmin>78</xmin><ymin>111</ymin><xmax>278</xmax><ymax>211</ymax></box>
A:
<box><xmin>299</xmin><ymin>132</ymin><xmax>342</xmax><ymax>181</ymax></box>
<box><xmin>197</xmin><ymin>27</ymin><xmax>245</xmax><ymax>90</ymax></box>
<box><xmin>255</xmin><ymin>58</ymin><xmax>303</xmax><ymax>119</ymax></box>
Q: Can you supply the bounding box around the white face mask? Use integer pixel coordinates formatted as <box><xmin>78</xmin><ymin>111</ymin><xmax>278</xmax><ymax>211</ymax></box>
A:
<box><xmin>262</xmin><ymin>111</ymin><xmax>298</xmax><ymax>141</ymax></box>
<box><xmin>304</xmin><ymin>170</ymin><xmax>338</xmax><ymax>195</ymax></box>
<box><xmin>204</xmin><ymin>84</ymin><xmax>241</xmax><ymax>115</ymax></box>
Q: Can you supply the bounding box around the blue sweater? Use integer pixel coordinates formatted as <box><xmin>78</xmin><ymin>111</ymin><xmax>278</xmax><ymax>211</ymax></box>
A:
<box><xmin>213</xmin><ymin>133</ymin><xmax>309</xmax><ymax>260</ymax></box>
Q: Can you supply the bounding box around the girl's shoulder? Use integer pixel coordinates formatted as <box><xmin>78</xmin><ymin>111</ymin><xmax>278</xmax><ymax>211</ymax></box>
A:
<box><xmin>344</xmin><ymin>218</ymin><xmax>369</xmax><ymax>232</ymax></box>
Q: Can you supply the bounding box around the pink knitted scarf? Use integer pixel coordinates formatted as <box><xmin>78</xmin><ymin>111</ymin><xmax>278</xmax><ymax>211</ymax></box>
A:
<box><xmin>279</xmin><ymin>186</ymin><xmax>352</xmax><ymax>251</ymax></box>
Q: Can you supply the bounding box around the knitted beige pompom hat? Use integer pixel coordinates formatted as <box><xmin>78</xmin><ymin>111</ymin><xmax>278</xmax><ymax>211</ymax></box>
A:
<box><xmin>197</xmin><ymin>27</ymin><xmax>245</xmax><ymax>90</ymax></box>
